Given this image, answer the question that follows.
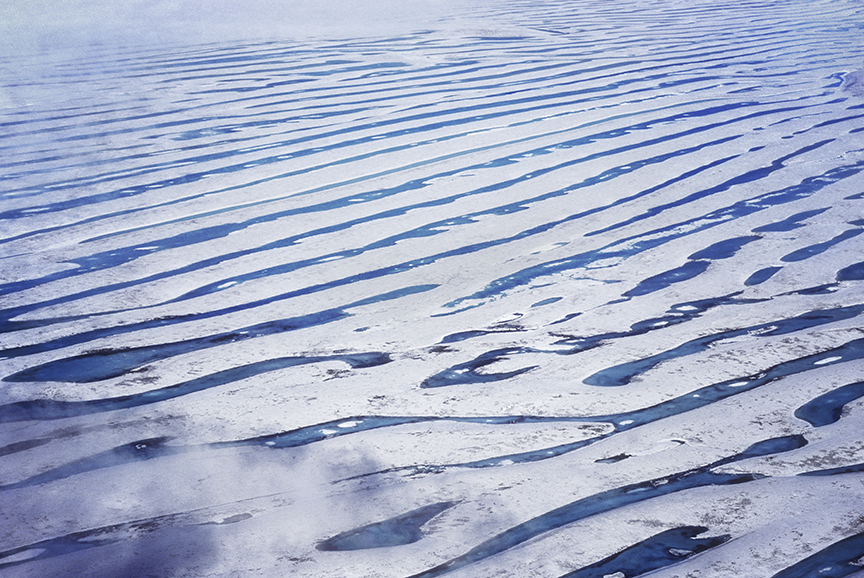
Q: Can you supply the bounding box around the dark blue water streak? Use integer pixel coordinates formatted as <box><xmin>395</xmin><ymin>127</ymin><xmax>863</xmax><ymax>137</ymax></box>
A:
<box><xmin>781</xmin><ymin>228</ymin><xmax>864</xmax><ymax>262</ymax></box>
<box><xmin>837</xmin><ymin>261</ymin><xmax>864</xmax><ymax>281</ymax></box>
<box><xmin>316</xmin><ymin>502</ymin><xmax>456</xmax><ymax>551</ymax></box>
<box><xmin>406</xmin><ymin>436</ymin><xmax>807</xmax><ymax>578</ymax></box>
<box><xmin>751</xmin><ymin>208</ymin><xmax>829</xmax><ymax>232</ymax></box>
<box><xmin>560</xmin><ymin>526</ymin><xmax>730</xmax><ymax>578</ymax></box>
<box><xmin>551</xmin><ymin>293</ymin><xmax>751</xmax><ymax>354</ymax></box>
<box><xmin>532</xmin><ymin>297</ymin><xmax>563</xmax><ymax>307</ymax></box>
<box><xmin>622</xmin><ymin>260</ymin><xmax>711</xmax><ymax>298</ymax></box>
<box><xmin>687</xmin><ymin>235</ymin><xmax>761</xmax><ymax>260</ymax></box>
<box><xmin>588</xmin><ymin>337</ymin><xmax>864</xmax><ymax>433</ymax></box>
<box><xmin>583</xmin><ymin>304</ymin><xmax>864</xmax><ymax>387</ymax></box>
<box><xmin>745</xmin><ymin>266</ymin><xmax>783</xmax><ymax>285</ymax></box>
<box><xmin>791</xmin><ymin>112</ymin><xmax>864</xmax><ymax>136</ymax></box>
<box><xmin>436</xmin><ymin>435</ymin><xmax>607</xmax><ymax>471</ymax></box>
<box><xmin>0</xmin><ymin>509</ymin><xmax>187</xmax><ymax>569</ymax></box>
<box><xmin>439</xmin><ymin>328</ymin><xmax>525</xmax><ymax>344</ymax></box>
<box><xmin>795</xmin><ymin>381</ymin><xmax>864</xmax><ymax>427</ymax></box>
<box><xmin>0</xmin><ymin>436</ymin><xmax>182</xmax><ymax>491</ymax></box>
<box><xmin>421</xmin><ymin>348</ymin><xmax>537</xmax><ymax>388</ymax></box>
<box><xmin>0</xmin><ymin>417</ymin><xmax>441</xmax><ymax>491</ymax></box>
<box><xmin>0</xmin><ymin>438</ymin><xmax>52</xmax><ymax>457</ymax></box>
<box><xmin>798</xmin><ymin>462</ymin><xmax>864</xmax><ymax>477</ymax></box>
<box><xmin>769</xmin><ymin>531</ymin><xmax>864</xmax><ymax>578</ymax></box>
<box><xmin>0</xmin><ymin>353</ymin><xmax>391</xmax><ymax>422</ymax></box>
<box><xmin>1</xmin><ymin>285</ymin><xmax>432</xmax><ymax>383</ymax></box>
<box><xmin>218</xmin><ymin>416</ymin><xmax>443</xmax><ymax>450</ymax></box>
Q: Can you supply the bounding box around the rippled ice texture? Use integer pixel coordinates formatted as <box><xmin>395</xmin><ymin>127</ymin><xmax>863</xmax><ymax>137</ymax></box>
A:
<box><xmin>2</xmin><ymin>0</ymin><xmax>864</xmax><ymax>577</ymax></box>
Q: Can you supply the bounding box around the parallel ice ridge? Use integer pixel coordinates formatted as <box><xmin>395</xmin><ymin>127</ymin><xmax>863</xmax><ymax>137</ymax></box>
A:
<box><xmin>2</xmin><ymin>0</ymin><xmax>864</xmax><ymax>576</ymax></box>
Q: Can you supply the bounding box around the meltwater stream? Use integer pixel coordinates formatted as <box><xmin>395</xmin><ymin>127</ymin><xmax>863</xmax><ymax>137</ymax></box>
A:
<box><xmin>3</xmin><ymin>1</ymin><xmax>864</xmax><ymax>577</ymax></box>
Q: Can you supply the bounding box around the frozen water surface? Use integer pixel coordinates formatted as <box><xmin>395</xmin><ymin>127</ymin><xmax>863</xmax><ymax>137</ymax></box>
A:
<box><xmin>2</xmin><ymin>0</ymin><xmax>864</xmax><ymax>577</ymax></box>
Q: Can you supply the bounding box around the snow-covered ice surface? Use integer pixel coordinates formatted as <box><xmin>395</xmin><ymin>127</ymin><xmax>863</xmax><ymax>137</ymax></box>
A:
<box><xmin>3</xmin><ymin>0</ymin><xmax>864</xmax><ymax>576</ymax></box>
